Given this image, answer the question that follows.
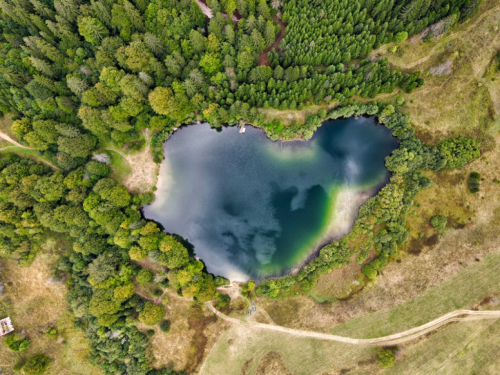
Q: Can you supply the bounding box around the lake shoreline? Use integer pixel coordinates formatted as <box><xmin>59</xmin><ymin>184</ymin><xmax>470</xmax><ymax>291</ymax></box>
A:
<box><xmin>143</xmin><ymin>118</ymin><xmax>397</xmax><ymax>281</ymax></box>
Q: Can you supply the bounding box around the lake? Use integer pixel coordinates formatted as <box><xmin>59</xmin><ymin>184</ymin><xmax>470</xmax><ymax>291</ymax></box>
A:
<box><xmin>143</xmin><ymin>117</ymin><xmax>398</xmax><ymax>281</ymax></box>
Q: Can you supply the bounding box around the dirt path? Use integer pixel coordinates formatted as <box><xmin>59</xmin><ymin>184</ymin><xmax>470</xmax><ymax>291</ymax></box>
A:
<box><xmin>0</xmin><ymin>131</ymin><xmax>31</xmax><ymax>149</ymax></box>
<box><xmin>207</xmin><ymin>303</ymin><xmax>500</xmax><ymax>346</ymax></box>
<box><xmin>0</xmin><ymin>131</ymin><xmax>60</xmax><ymax>170</ymax></box>
<box><xmin>258</xmin><ymin>16</ymin><xmax>287</xmax><ymax>66</ymax></box>
<box><xmin>194</xmin><ymin>0</ymin><xmax>240</xmax><ymax>22</ymax></box>
<box><xmin>195</xmin><ymin>0</ymin><xmax>213</xmax><ymax>18</ymax></box>
<box><xmin>370</xmin><ymin>2</ymin><xmax>500</xmax><ymax>69</ymax></box>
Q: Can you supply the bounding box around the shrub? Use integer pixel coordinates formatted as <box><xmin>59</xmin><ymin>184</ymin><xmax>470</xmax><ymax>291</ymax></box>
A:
<box><xmin>146</xmin><ymin>329</ymin><xmax>155</xmax><ymax>338</ymax></box>
<box><xmin>467</xmin><ymin>172</ymin><xmax>480</xmax><ymax>193</ymax></box>
<box><xmin>419</xmin><ymin>177</ymin><xmax>433</xmax><ymax>189</ymax></box>
<box><xmin>394</xmin><ymin>31</ymin><xmax>408</xmax><ymax>43</ymax></box>
<box><xmin>46</xmin><ymin>328</ymin><xmax>57</xmax><ymax>339</ymax></box>
<box><xmin>430</xmin><ymin>215</ymin><xmax>447</xmax><ymax>229</ymax></box>
<box><xmin>361</xmin><ymin>264</ymin><xmax>377</xmax><ymax>279</ymax></box>
<box><xmin>152</xmin><ymin>288</ymin><xmax>163</xmax><ymax>297</ymax></box>
<box><xmin>216</xmin><ymin>293</ymin><xmax>231</xmax><ymax>308</ymax></box>
<box><xmin>5</xmin><ymin>334</ymin><xmax>30</xmax><ymax>352</ymax></box>
<box><xmin>214</xmin><ymin>276</ymin><xmax>229</xmax><ymax>287</ymax></box>
<box><xmin>361</xmin><ymin>255</ymin><xmax>388</xmax><ymax>279</ymax></box>
<box><xmin>438</xmin><ymin>137</ymin><xmax>480</xmax><ymax>169</ymax></box>
<box><xmin>158</xmin><ymin>280</ymin><xmax>170</xmax><ymax>289</ymax></box>
<box><xmin>378</xmin><ymin>348</ymin><xmax>396</xmax><ymax>368</ymax></box>
<box><xmin>136</xmin><ymin>269</ymin><xmax>153</xmax><ymax>285</ymax></box>
<box><xmin>13</xmin><ymin>361</ymin><xmax>24</xmax><ymax>372</ymax></box>
<box><xmin>160</xmin><ymin>320</ymin><xmax>171</xmax><ymax>332</ymax></box>
<box><xmin>22</xmin><ymin>354</ymin><xmax>51</xmax><ymax>375</ymax></box>
<box><xmin>138</xmin><ymin>302</ymin><xmax>165</xmax><ymax>325</ymax></box>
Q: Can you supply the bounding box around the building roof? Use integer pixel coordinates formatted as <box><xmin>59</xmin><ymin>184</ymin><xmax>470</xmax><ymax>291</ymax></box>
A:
<box><xmin>0</xmin><ymin>317</ymin><xmax>14</xmax><ymax>336</ymax></box>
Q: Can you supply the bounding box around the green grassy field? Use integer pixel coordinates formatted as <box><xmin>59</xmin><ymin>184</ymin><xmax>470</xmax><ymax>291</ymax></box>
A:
<box><xmin>106</xmin><ymin>149</ymin><xmax>132</xmax><ymax>186</ymax></box>
<box><xmin>202</xmin><ymin>249</ymin><xmax>500</xmax><ymax>374</ymax></box>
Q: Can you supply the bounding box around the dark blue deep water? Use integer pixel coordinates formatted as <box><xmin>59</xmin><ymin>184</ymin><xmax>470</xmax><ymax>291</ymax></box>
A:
<box><xmin>143</xmin><ymin>117</ymin><xmax>398</xmax><ymax>280</ymax></box>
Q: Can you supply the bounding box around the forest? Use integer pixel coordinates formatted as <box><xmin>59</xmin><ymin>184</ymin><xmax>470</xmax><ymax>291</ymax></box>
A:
<box><xmin>0</xmin><ymin>0</ymin><xmax>485</xmax><ymax>373</ymax></box>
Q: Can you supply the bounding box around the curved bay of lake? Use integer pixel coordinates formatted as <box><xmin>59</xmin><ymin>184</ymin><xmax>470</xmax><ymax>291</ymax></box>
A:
<box><xmin>143</xmin><ymin>117</ymin><xmax>398</xmax><ymax>280</ymax></box>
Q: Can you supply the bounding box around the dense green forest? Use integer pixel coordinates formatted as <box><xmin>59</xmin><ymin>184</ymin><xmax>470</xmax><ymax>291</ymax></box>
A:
<box><xmin>0</xmin><ymin>0</ymin><xmax>484</xmax><ymax>373</ymax></box>
<box><xmin>0</xmin><ymin>103</ymin><xmax>480</xmax><ymax>374</ymax></box>
<box><xmin>0</xmin><ymin>0</ymin><xmax>479</xmax><ymax>168</ymax></box>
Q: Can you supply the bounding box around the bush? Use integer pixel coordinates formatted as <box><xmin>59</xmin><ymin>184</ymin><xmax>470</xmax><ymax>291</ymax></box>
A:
<box><xmin>158</xmin><ymin>280</ymin><xmax>170</xmax><ymax>289</ymax></box>
<box><xmin>361</xmin><ymin>264</ymin><xmax>377</xmax><ymax>279</ymax></box>
<box><xmin>361</xmin><ymin>255</ymin><xmax>388</xmax><ymax>279</ymax></box>
<box><xmin>160</xmin><ymin>320</ymin><xmax>171</xmax><ymax>332</ymax></box>
<box><xmin>430</xmin><ymin>215</ymin><xmax>447</xmax><ymax>229</ymax></box>
<box><xmin>214</xmin><ymin>276</ymin><xmax>230</xmax><ymax>287</ymax></box>
<box><xmin>13</xmin><ymin>361</ymin><xmax>24</xmax><ymax>372</ymax></box>
<box><xmin>136</xmin><ymin>269</ymin><xmax>153</xmax><ymax>285</ymax></box>
<box><xmin>438</xmin><ymin>137</ymin><xmax>480</xmax><ymax>169</ymax></box>
<box><xmin>22</xmin><ymin>354</ymin><xmax>51</xmax><ymax>375</ymax></box>
<box><xmin>467</xmin><ymin>172</ymin><xmax>480</xmax><ymax>193</ymax></box>
<box><xmin>419</xmin><ymin>177</ymin><xmax>433</xmax><ymax>189</ymax></box>
<box><xmin>5</xmin><ymin>334</ymin><xmax>30</xmax><ymax>352</ymax></box>
<box><xmin>46</xmin><ymin>328</ymin><xmax>57</xmax><ymax>339</ymax></box>
<box><xmin>216</xmin><ymin>293</ymin><xmax>231</xmax><ymax>308</ymax></box>
<box><xmin>378</xmin><ymin>348</ymin><xmax>396</xmax><ymax>368</ymax></box>
<box><xmin>146</xmin><ymin>329</ymin><xmax>155</xmax><ymax>338</ymax></box>
<box><xmin>138</xmin><ymin>301</ymin><xmax>165</xmax><ymax>325</ymax></box>
<box><xmin>394</xmin><ymin>31</ymin><xmax>408</xmax><ymax>43</ymax></box>
<box><xmin>152</xmin><ymin>288</ymin><xmax>163</xmax><ymax>297</ymax></box>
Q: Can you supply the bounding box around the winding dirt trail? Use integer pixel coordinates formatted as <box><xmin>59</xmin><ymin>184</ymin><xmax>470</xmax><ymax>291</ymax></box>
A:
<box><xmin>195</xmin><ymin>0</ymin><xmax>213</xmax><ymax>18</ymax></box>
<box><xmin>258</xmin><ymin>16</ymin><xmax>287</xmax><ymax>66</ymax></box>
<box><xmin>370</xmin><ymin>3</ymin><xmax>500</xmax><ymax>69</ymax></box>
<box><xmin>0</xmin><ymin>131</ymin><xmax>60</xmax><ymax>170</ymax></box>
<box><xmin>194</xmin><ymin>0</ymin><xmax>240</xmax><ymax>22</ymax></box>
<box><xmin>207</xmin><ymin>303</ymin><xmax>500</xmax><ymax>346</ymax></box>
<box><xmin>0</xmin><ymin>131</ymin><xmax>31</xmax><ymax>149</ymax></box>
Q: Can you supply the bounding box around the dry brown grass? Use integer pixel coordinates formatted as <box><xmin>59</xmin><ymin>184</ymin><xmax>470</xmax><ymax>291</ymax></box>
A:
<box><xmin>0</xmin><ymin>255</ymin><xmax>100</xmax><ymax>375</ymax></box>
<box><xmin>385</xmin><ymin>0</ymin><xmax>500</xmax><ymax>142</ymax></box>
<box><xmin>0</xmin><ymin>115</ymin><xmax>14</xmax><ymax>138</ymax></box>
<box><xmin>200</xmin><ymin>4</ymin><xmax>500</xmax><ymax>372</ymax></box>
<box><xmin>257</xmin><ymin>134</ymin><xmax>500</xmax><ymax>333</ymax></box>
<box><xmin>255</xmin><ymin>351</ymin><xmax>292</xmax><ymax>375</ymax></box>
<box><xmin>105</xmin><ymin>129</ymin><xmax>159</xmax><ymax>193</ymax></box>
<box><xmin>136</xmin><ymin>289</ymin><xmax>228</xmax><ymax>374</ymax></box>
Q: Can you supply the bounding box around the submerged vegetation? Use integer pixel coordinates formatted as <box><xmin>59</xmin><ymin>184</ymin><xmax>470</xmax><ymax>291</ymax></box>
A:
<box><xmin>256</xmin><ymin>104</ymin><xmax>480</xmax><ymax>297</ymax></box>
<box><xmin>0</xmin><ymin>0</ymin><xmax>488</xmax><ymax>373</ymax></box>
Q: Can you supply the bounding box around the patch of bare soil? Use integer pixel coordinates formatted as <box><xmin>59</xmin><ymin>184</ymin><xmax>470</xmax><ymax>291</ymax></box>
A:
<box><xmin>256</xmin><ymin>351</ymin><xmax>292</xmax><ymax>375</ymax></box>
<box><xmin>108</xmin><ymin>130</ymin><xmax>159</xmax><ymax>193</ymax></box>
<box><xmin>429</xmin><ymin>59</ymin><xmax>453</xmax><ymax>76</ymax></box>
<box><xmin>208</xmin><ymin>302</ymin><xmax>500</xmax><ymax>346</ymax></box>
<box><xmin>139</xmin><ymin>292</ymin><xmax>193</xmax><ymax>372</ymax></box>
<box><xmin>241</xmin><ymin>356</ymin><xmax>254</xmax><ymax>375</ymax></box>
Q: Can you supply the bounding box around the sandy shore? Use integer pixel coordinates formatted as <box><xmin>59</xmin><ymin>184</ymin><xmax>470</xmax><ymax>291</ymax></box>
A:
<box><xmin>327</xmin><ymin>187</ymin><xmax>372</xmax><ymax>239</ymax></box>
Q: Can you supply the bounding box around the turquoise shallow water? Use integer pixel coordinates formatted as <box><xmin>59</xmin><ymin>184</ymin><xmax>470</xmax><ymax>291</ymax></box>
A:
<box><xmin>143</xmin><ymin>117</ymin><xmax>398</xmax><ymax>280</ymax></box>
